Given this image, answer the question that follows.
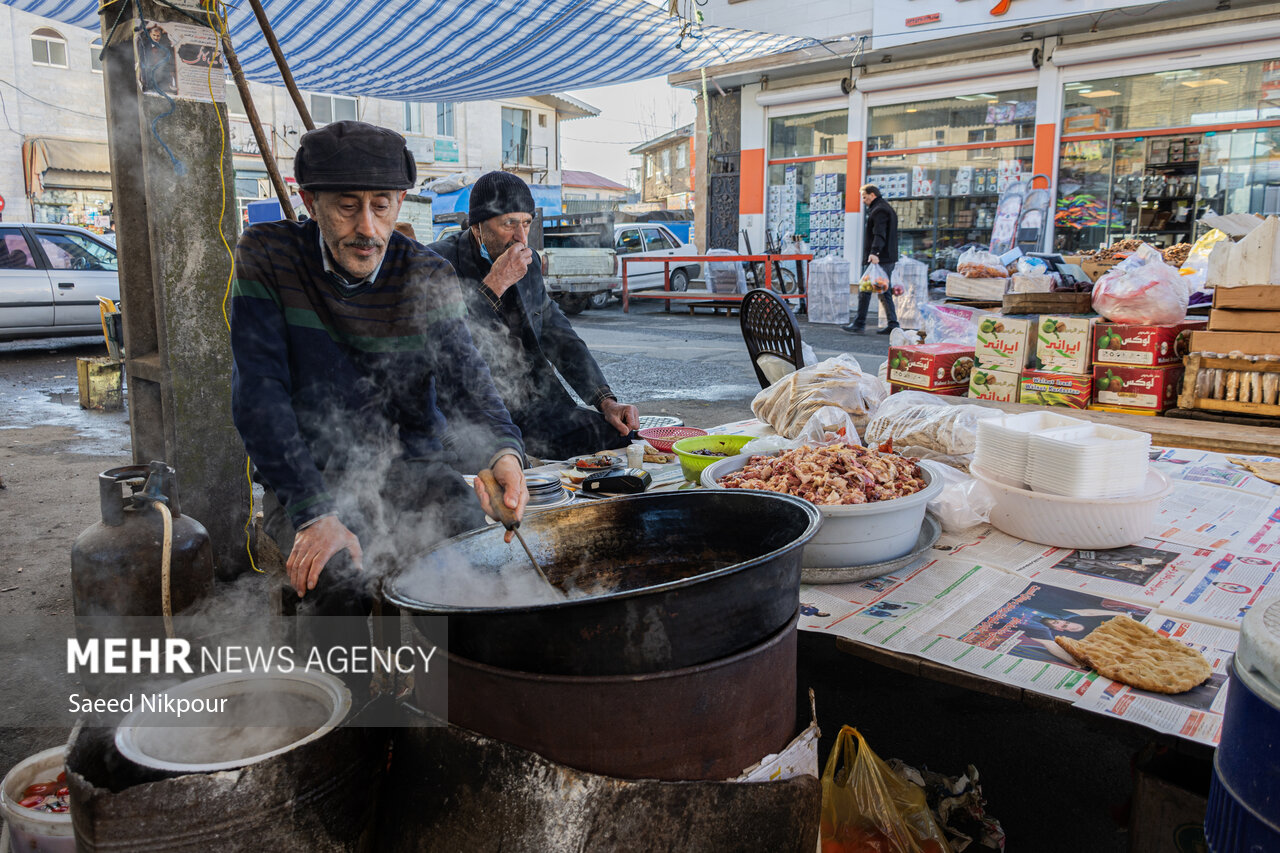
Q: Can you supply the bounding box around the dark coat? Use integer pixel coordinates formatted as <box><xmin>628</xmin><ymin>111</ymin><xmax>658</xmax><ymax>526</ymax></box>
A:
<box><xmin>428</xmin><ymin>230</ymin><xmax>612</xmax><ymax>422</ymax></box>
<box><xmin>863</xmin><ymin>195</ymin><xmax>899</xmax><ymax>266</ymax></box>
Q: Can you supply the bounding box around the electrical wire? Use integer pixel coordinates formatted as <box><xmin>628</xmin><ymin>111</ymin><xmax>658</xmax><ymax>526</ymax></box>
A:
<box><xmin>204</xmin><ymin>0</ymin><xmax>260</xmax><ymax>574</ymax></box>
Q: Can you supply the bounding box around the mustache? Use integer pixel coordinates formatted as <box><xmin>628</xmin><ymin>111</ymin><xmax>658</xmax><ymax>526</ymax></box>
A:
<box><xmin>344</xmin><ymin>237</ymin><xmax>383</xmax><ymax>250</ymax></box>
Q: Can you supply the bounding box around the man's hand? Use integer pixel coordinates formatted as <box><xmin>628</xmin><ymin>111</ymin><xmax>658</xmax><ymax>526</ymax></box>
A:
<box><xmin>287</xmin><ymin>515</ymin><xmax>362</xmax><ymax>597</ymax></box>
<box><xmin>868</xmin><ymin>253</ymin><xmax>880</xmax><ymax>265</ymax></box>
<box><xmin>473</xmin><ymin>455</ymin><xmax>529</xmax><ymax>543</ymax></box>
<box><xmin>483</xmin><ymin>242</ymin><xmax>533</xmax><ymax>297</ymax></box>
<box><xmin>601</xmin><ymin>398</ymin><xmax>640</xmax><ymax>435</ymax></box>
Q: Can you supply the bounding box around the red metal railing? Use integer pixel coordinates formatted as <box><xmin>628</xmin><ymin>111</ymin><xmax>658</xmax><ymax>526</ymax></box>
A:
<box><xmin>620</xmin><ymin>253</ymin><xmax>813</xmax><ymax>313</ymax></box>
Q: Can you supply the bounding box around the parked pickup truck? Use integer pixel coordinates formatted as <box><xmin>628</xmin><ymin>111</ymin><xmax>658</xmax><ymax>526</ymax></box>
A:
<box><xmin>538</xmin><ymin>212</ymin><xmax>617</xmax><ymax>316</ymax></box>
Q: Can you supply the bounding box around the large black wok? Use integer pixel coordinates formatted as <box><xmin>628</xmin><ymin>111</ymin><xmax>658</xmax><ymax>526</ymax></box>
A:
<box><xmin>383</xmin><ymin>490</ymin><xmax>820</xmax><ymax>676</ymax></box>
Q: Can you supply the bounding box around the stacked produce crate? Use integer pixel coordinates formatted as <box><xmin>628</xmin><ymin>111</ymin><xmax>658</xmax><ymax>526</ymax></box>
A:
<box><xmin>1179</xmin><ymin>286</ymin><xmax>1280</xmax><ymax>416</ymax></box>
<box><xmin>969</xmin><ymin>316</ymin><xmax>1033</xmax><ymax>403</ymax></box>
<box><xmin>1088</xmin><ymin>320</ymin><xmax>1205</xmax><ymax>415</ymax></box>
<box><xmin>1020</xmin><ymin>315</ymin><xmax>1097</xmax><ymax>409</ymax></box>
<box><xmin>885</xmin><ymin>343</ymin><xmax>975</xmax><ymax>396</ymax></box>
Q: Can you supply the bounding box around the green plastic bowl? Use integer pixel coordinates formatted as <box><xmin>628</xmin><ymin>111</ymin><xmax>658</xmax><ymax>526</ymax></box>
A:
<box><xmin>672</xmin><ymin>434</ymin><xmax>755</xmax><ymax>481</ymax></box>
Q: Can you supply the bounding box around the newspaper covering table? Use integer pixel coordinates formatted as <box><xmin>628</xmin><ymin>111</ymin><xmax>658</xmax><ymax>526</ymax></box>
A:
<box><xmin>549</xmin><ymin>420</ymin><xmax>1277</xmax><ymax>747</ymax></box>
<box><xmin>797</xmin><ymin>446</ymin><xmax>1280</xmax><ymax>748</ymax></box>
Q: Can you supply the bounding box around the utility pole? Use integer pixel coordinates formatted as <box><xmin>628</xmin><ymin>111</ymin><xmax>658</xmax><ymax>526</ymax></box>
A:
<box><xmin>99</xmin><ymin>0</ymin><xmax>249</xmax><ymax>578</ymax></box>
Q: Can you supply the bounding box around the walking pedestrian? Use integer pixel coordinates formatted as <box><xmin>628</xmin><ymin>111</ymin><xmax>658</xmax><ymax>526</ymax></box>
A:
<box><xmin>844</xmin><ymin>185</ymin><xmax>900</xmax><ymax>334</ymax></box>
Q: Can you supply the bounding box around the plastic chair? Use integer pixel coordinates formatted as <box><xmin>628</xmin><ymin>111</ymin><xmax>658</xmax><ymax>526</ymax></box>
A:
<box><xmin>740</xmin><ymin>289</ymin><xmax>803</xmax><ymax>389</ymax></box>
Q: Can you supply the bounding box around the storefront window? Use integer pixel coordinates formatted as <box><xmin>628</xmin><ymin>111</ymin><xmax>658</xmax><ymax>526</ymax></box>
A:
<box><xmin>1062</xmin><ymin>61</ymin><xmax>1280</xmax><ymax>135</ymax></box>
<box><xmin>766</xmin><ymin>109</ymin><xmax>848</xmax><ymax>256</ymax></box>
<box><xmin>866</xmin><ymin>89</ymin><xmax>1036</xmax><ymax>270</ymax></box>
<box><xmin>32</xmin><ymin>189</ymin><xmax>113</xmax><ymax>232</ymax></box>
<box><xmin>769</xmin><ymin>109</ymin><xmax>847</xmax><ymax>159</ymax></box>
<box><xmin>1056</xmin><ymin>60</ymin><xmax>1280</xmax><ymax>252</ymax></box>
<box><xmin>867</xmin><ymin>89</ymin><xmax>1036</xmax><ymax>152</ymax></box>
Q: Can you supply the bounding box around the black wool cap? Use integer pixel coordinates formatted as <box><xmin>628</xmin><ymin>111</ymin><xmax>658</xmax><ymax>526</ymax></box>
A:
<box><xmin>469</xmin><ymin>171</ymin><xmax>536</xmax><ymax>225</ymax></box>
<box><xmin>294</xmin><ymin>121</ymin><xmax>416</xmax><ymax>191</ymax></box>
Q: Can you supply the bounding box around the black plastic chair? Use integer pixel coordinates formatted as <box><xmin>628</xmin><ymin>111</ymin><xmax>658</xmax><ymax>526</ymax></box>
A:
<box><xmin>740</xmin><ymin>289</ymin><xmax>803</xmax><ymax>389</ymax></box>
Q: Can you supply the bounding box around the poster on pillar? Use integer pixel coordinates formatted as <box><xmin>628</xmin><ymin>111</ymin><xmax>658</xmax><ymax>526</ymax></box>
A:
<box><xmin>137</xmin><ymin>20</ymin><xmax>226</xmax><ymax>104</ymax></box>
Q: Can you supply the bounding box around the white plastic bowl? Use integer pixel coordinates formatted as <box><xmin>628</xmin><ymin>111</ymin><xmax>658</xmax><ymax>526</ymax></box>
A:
<box><xmin>1</xmin><ymin>746</ymin><xmax>74</xmax><ymax>853</ymax></box>
<box><xmin>971</xmin><ymin>464</ymin><xmax>1173</xmax><ymax>549</ymax></box>
<box><xmin>702</xmin><ymin>453</ymin><xmax>943</xmax><ymax>567</ymax></box>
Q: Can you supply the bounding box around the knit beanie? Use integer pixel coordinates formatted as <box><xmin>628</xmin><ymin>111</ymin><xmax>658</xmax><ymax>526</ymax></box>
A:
<box><xmin>469</xmin><ymin>171</ymin><xmax>536</xmax><ymax>225</ymax></box>
<box><xmin>295</xmin><ymin>121</ymin><xmax>416</xmax><ymax>191</ymax></box>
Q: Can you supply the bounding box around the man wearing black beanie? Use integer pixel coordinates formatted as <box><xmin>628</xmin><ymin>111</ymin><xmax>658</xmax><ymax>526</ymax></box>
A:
<box><xmin>229</xmin><ymin>122</ymin><xmax>527</xmax><ymax>671</ymax></box>
<box><xmin>431</xmin><ymin>171</ymin><xmax>639</xmax><ymax>465</ymax></box>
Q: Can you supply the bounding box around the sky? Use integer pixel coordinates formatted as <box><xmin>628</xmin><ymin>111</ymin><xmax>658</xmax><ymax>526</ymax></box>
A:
<box><xmin>562</xmin><ymin>75</ymin><xmax>698</xmax><ymax>189</ymax></box>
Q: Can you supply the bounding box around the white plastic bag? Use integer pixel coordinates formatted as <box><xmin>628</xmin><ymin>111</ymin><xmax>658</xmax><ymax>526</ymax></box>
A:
<box><xmin>707</xmin><ymin>249</ymin><xmax>746</xmax><ymax>295</ymax></box>
<box><xmin>863</xmin><ymin>390</ymin><xmax>1001</xmax><ymax>462</ymax></box>
<box><xmin>806</xmin><ymin>256</ymin><xmax>853</xmax><ymax>325</ymax></box>
<box><xmin>887</xmin><ymin>257</ymin><xmax>929</xmax><ymax>331</ymax></box>
<box><xmin>857</xmin><ymin>262</ymin><xmax>890</xmax><ymax>293</ymax></box>
<box><xmin>1091</xmin><ymin>243</ymin><xmax>1189</xmax><ymax>324</ymax></box>
<box><xmin>751</xmin><ymin>354</ymin><xmax>887</xmax><ymax>439</ymax></box>
<box><xmin>926</xmin><ymin>464</ymin><xmax>996</xmax><ymax>532</ymax></box>
<box><xmin>957</xmin><ymin>248</ymin><xmax>1008</xmax><ymax>279</ymax></box>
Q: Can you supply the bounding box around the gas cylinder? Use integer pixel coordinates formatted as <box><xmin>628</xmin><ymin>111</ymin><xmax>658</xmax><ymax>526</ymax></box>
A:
<box><xmin>71</xmin><ymin>461</ymin><xmax>214</xmax><ymax>652</ymax></box>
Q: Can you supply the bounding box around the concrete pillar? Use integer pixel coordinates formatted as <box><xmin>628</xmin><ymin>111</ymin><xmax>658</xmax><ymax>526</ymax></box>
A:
<box><xmin>99</xmin><ymin>0</ymin><xmax>249</xmax><ymax>578</ymax></box>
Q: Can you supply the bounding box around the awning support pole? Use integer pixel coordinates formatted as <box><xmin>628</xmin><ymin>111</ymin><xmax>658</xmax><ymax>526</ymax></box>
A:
<box><xmin>246</xmin><ymin>0</ymin><xmax>315</xmax><ymax>131</ymax></box>
<box><xmin>219</xmin><ymin>32</ymin><xmax>295</xmax><ymax>220</ymax></box>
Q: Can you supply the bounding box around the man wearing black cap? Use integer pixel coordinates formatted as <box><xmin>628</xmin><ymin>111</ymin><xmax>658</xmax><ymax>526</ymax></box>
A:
<box><xmin>229</xmin><ymin>121</ymin><xmax>526</xmax><ymax>633</ymax></box>
<box><xmin>430</xmin><ymin>171</ymin><xmax>640</xmax><ymax>465</ymax></box>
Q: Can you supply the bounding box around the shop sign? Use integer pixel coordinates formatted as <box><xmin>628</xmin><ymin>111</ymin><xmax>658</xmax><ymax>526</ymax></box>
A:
<box><xmin>872</xmin><ymin>0</ymin><xmax>1153</xmax><ymax>50</ymax></box>
<box><xmin>435</xmin><ymin>138</ymin><xmax>460</xmax><ymax>163</ymax></box>
<box><xmin>229</xmin><ymin>120</ymin><xmax>267</xmax><ymax>156</ymax></box>
<box><xmin>405</xmin><ymin>136</ymin><xmax>435</xmax><ymax>164</ymax></box>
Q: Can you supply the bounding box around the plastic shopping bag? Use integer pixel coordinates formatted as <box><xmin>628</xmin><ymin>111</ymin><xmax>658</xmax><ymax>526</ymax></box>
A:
<box><xmin>820</xmin><ymin>725</ymin><xmax>951</xmax><ymax>853</ymax></box>
<box><xmin>858</xmin><ymin>263</ymin><xmax>890</xmax><ymax>294</ymax></box>
<box><xmin>956</xmin><ymin>248</ymin><xmax>1008</xmax><ymax>279</ymax></box>
<box><xmin>752</xmin><ymin>354</ymin><xmax>888</xmax><ymax>439</ymax></box>
<box><xmin>1091</xmin><ymin>243</ymin><xmax>1188</xmax><ymax>325</ymax></box>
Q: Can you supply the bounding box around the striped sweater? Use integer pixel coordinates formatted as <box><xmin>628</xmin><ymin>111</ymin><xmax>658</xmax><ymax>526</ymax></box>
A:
<box><xmin>229</xmin><ymin>218</ymin><xmax>522</xmax><ymax>528</ymax></box>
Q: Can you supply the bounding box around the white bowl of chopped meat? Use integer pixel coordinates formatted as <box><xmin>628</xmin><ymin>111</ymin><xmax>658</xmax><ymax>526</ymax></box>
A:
<box><xmin>701</xmin><ymin>445</ymin><xmax>943</xmax><ymax>568</ymax></box>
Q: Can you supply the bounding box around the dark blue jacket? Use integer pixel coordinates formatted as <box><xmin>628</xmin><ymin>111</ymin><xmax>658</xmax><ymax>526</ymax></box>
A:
<box><xmin>229</xmin><ymin>219</ymin><xmax>522</xmax><ymax>528</ymax></box>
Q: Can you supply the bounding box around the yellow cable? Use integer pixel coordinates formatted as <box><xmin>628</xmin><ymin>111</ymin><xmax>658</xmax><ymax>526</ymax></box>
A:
<box><xmin>206</xmin><ymin>2</ymin><xmax>261</xmax><ymax>573</ymax></box>
<box><xmin>155</xmin><ymin>500</ymin><xmax>174</xmax><ymax>639</ymax></box>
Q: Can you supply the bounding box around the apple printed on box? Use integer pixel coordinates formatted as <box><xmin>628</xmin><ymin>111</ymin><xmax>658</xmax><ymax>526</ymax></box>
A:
<box><xmin>1092</xmin><ymin>363</ymin><xmax>1184</xmax><ymax>411</ymax></box>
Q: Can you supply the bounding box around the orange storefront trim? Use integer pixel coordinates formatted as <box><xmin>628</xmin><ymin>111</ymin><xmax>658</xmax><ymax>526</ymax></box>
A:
<box><xmin>1061</xmin><ymin>119</ymin><xmax>1280</xmax><ymax>143</ymax></box>
<box><xmin>740</xmin><ymin>148</ymin><xmax>764</xmax><ymax>215</ymax></box>
<box><xmin>767</xmin><ymin>154</ymin><xmax>846</xmax><ymax>165</ymax></box>
<box><xmin>1032</xmin><ymin>123</ymin><xmax>1056</xmax><ymax>187</ymax></box>
<box><xmin>847</xmin><ymin>141</ymin><xmax>863</xmax><ymax>212</ymax></box>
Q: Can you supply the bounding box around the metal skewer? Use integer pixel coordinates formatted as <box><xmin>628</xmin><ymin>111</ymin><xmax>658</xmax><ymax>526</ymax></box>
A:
<box><xmin>477</xmin><ymin>469</ymin><xmax>563</xmax><ymax>597</ymax></box>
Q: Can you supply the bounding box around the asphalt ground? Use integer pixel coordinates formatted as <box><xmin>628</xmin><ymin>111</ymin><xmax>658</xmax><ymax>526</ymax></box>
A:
<box><xmin>0</xmin><ymin>303</ymin><xmax>1166</xmax><ymax>851</ymax></box>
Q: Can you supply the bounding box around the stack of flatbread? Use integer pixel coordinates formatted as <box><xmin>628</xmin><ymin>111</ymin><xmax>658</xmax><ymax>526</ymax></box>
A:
<box><xmin>750</xmin><ymin>356</ymin><xmax>886</xmax><ymax>439</ymax></box>
<box><xmin>1054</xmin><ymin>615</ymin><xmax>1211</xmax><ymax>694</ymax></box>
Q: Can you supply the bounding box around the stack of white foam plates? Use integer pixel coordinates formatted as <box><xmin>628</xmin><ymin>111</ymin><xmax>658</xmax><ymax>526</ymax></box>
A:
<box><xmin>973</xmin><ymin>411</ymin><xmax>1087</xmax><ymax>488</ymax></box>
<box><xmin>1025</xmin><ymin>423</ymin><xmax>1151</xmax><ymax>499</ymax></box>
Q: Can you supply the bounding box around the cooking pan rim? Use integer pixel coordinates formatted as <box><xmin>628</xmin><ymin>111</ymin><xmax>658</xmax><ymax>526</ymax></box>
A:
<box><xmin>381</xmin><ymin>490</ymin><xmax>821</xmax><ymax>614</ymax></box>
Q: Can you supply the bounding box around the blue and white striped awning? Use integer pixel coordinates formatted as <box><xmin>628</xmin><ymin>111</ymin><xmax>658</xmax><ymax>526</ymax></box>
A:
<box><xmin>5</xmin><ymin>0</ymin><xmax>811</xmax><ymax>101</ymax></box>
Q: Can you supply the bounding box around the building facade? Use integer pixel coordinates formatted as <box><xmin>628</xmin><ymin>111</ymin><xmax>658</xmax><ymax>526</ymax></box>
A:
<box><xmin>630</xmin><ymin>124</ymin><xmax>694</xmax><ymax>209</ymax></box>
<box><xmin>677</xmin><ymin>0</ymin><xmax>1280</xmax><ymax>271</ymax></box>
<box><xmin>561</xmin><ymin>169</ymin><xmax>629</xmax><ymax>202</ymax></box>
<box><xmin>0</xmin><ymin>6</ymin><xmax>596</xmax><ymax>230</ymax></box>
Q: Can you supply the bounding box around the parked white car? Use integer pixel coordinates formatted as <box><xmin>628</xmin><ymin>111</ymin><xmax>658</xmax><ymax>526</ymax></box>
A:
<box><xmin>0</xmin><ymin>223</ymin><xmax>119</xmax><ymax>341</ymax></box>
<box><xmin>610</xmin><ymin>223</ymin><xmax>700</xmax><ymax>303</ymax></box>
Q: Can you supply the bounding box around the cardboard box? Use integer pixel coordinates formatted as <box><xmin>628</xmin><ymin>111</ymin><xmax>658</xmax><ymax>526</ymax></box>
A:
<box><xmin>1188</xmin><ymin>330</ymin><xmax>1280</xmax><ymax>357</ymax></box>
<box><xmin>1081</xmin><ymin>257</ymin><xmax>1121</xmax><ymax>282</ymax></box>
<box><xmin>1086</xmin><ymin>402</ymin><xmax>1159</xmax><ymax>416</ymax></box>
<box><xmin>1092</xmin><ymin>364</ymin><xmax>1184</xmax><ymax>412</ymax></box>
<box><xmin>1212</xmin><ymin>285</ymin><xmax>1280</xmax><ymax>311</ymax></box>
<box><xmin>889</xmin><ymin>381</ymin><xmax>968</xmax><ymax>396</ymax></box>
<box><xmin>1035</xmin><ymin>315</ymin><xmax>1097</xmax><ymax>374</ymax></box>
<box><xmin>1019</xmin><ymin>369</ymin><xmax>1092</xmax><ymax>408</ymax></box>
<box><xmin>1093</xmin><ymin>319</ymin><xmax>1205</xmax><ymax>366</ymax></box>
<box><xmin>1208</xmin><ymin>308</ymin><xmax>1280</xmax><ymax>332</ymax></box>
<box><xmin>969</xmin><ymin>366</ymin><xmax>1021</xmax><ymax>402</ymax></box>
<box><xmin>975</xmin><ymin>315</ymin><xmax>1034</xmax><ymax>370</ymax></box>
<box><xmin>887</xmin><ymin>344</ymin><xmax>975</xmax><ymax>391</ymax></box>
